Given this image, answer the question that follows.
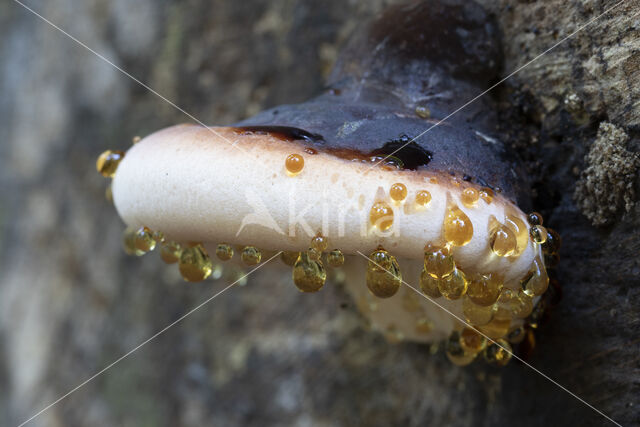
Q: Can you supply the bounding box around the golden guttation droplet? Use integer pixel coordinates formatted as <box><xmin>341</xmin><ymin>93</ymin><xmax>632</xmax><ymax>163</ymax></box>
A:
<box><xmin>415</xmin><ymin>105</ymin><xmax>431</xmax><ymax>119</ymax></box>
<box><xmin>366</xmin><ymin>248</ymin><xmax>402</xmax><ymax>298</ymax></box>
<box><xmin>529</xmin><ymin>225</ymin><xmax>548</xmax><ymax>244</ymax></box>
<box><xmin>292</xmin><ymin>250</ymin><xmax>326</xmax><ymax>292</ymax></box>
<box><xmin>513</xmin><ymin>289</ymin><xmax>534</xmax><ymax>319</ymax></box>
<box><xmin>437</xmin><ymin>267</ymin><xmax>468</xmax><ymax>300</ymax></box>
<box><xmin>477</xmin><ymin>317</ymin><xmax>511</xmax><ymax>339</ymax></box>
<box><xmin>484</xmin><ymin>339</ymin><xmax>512</xmax><ymax>367</ymax></box>
<box><xmin>96</xmin><ymin>150</ymin><xmax>125</xmax><ymax>178</ymax></box>
<box><xmin>493</xmin><ymin>288</ymin><xmax>519</xmax><ymax>321</ymax></box>
<box><xmin>460</xmin><ymin>327</ymin><xmax>487</xmax><ymax>354</ymax></box>
<box><xmin>310</xmin><ymin>233</ymin><xmax>328</xmax><ymax>252</ymax></box>
<box><xmin>527</xmin><ymin>211</ymin><xmax>543</xmax><ymax>226</ymax></box>
<box><xmin>160</xmin><ymin>241</ymin><xmax>182</xmax><ymax>264</ymax></box>
<box><xmin>415</xmin><ymin>317</ymin><xmax>433</xmax><ymax>334</ymax></box>
<box><xmin>122</xmin><ymin>228</ymin><xmax>144</xmax><ymax>256</ymax></box>
<box><xmin>446</xmin><ymin>331</ymin><xmax>477</xmax><ymax>366</ymax></box>
<box><xmin>327</xmin><ymin>249</ymin><xmax>344</xmax><ymax>267</ymax></box>
<box><xmin>479</xmin><ymin>188</ymin><xmax>494</xmax><ymax>204</ymax></box>
<box><xmin>423</xmin><ymin>244</ymin><xmax>454</xmax><ymax>279</ymax></box>
<box><xmin>179</xmin><ymin>244</ymin><xmax>213</xmax><ymax>282</ymax></box>
<box><xmin>504</xmin><ymin>215</ymin><xmax>528</xmax><ymax>256</ymax></box>
<box><xmin>369</xmin><ymin>201</ymin><xmax>394</xmax><ymax>231</ymax></box>
<box><xmin>521</xmin><ymin>256</ymin><xmax>549</xmax><ymax>297</ymax></box>
<box><xmin>280</xmin><ymin>251</ymin><xmax>300</xmax><ymax>266</ymax></box>
<box><xmin>241</xmin><ymin>246</ymin><xmax>262</xmax><ymax>265</ymax></box>
<box><xmin>415</xmin><ymin>190</ymin><xmax>432</xmax><ymax>207</ymax></box>
<box><xmin>542</xmin><ymin>227</ymin><xmax>561</xmax><ymax>255</ymax></box>
<box><xmin>489</xmin><ymin>218</ymin><xmax>517</xmax><ymax>257</ymax></box>
<box><xmin>420</xmin><ymin>269</ymin><xmax>442</xmax><ymax>298</ymax></box>
<box><xmin>285</xmin><ymin>153</ymin><xmax>304</xmax><ymax>175</ymax></box>
<box><xmin>466</xmin><ymin>273</ymin><xmax>503</xmax><ymax>306</ymax></box>
<box><xmin>444</xmin><ymin>204</ymin><xmax>473</xmax><ymax>246</ymax></box>
<box><xmin>152</xmin><ymin>230</ymin><xmax>165</xmax><ymax>244</ymax></box>
<box><xmin>462</xmin><ymin>296</ymin><xmax>494</xmax><ymax>326</ymax></box>
<box><xmin>389</xmin><ymin>183</ymin><xmax>408</xmax><ymax>202</ymax></box>
<box><xmin>132</xmin><ymin>136</ymin><xmax>141</xmax><ymax>144</ymax></box>
<box><xmin>216</xmin><ymin>243</ymin><xmax>234</xmax><ymax>261</ymax></box>
<box><xmin>461</xmin><ymin>188</ymin><xmax>479</xmax><ymax>207</ymax></box>
<box><xmin>134</xmin><ymin>226</ymin><xmax>156</xmax><ymax>253</ymax></box>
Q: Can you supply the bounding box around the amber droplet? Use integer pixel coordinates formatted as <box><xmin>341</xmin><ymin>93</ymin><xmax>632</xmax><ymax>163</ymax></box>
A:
<box><xmin>327</xmin><ymin>249</ymin><xmax>344</xmax><ymax>267</ymax></box>
<box><xmin>241</xmin><ymin>246</ymin><xmax>262</xmax><ymax>265</ymax></box>
<box><xmin>160</xmin><ymin>241</ymin><xmax>182</xmax><ymax>264</ymax></box>
<box><xmin>415</xmin><ymin>105</ymin><xmax>431</xmax><ymax>118</ymax></box>
<box><xmin>529</xmin><ymin>225</ymin><xmax>548</xmax><ymax>244</ymax></box>
<box><xmin>369</xmin><ymin>201</ymin><xmax>394</xmax><ymax>231</ymax></box>
<box><xmin>527</xmin><ymin>212</ymin><xmax>543</xmax><ymax>226</ymax></box>
<box><xmin>285</xmin><ymin>153</ymin><xmax>304</xmax><ymax>175</ymax></box>
<box><xmin>444</xmin><ymin>204</ymin><xmax>473</xmax><ymax>246</ymax></box>
<box><xmin>389</xmin><ymin>183</ymin><xmax>408</xmax><ymax>202</ymax></box>
<box><xmin>423</xmin><ymin>244</ymin><xmax>454</xmax><ymax>279</ymax></box>
<box><xmin>477</xmin><ymin>317</ymin><xmax>511</xmax><ymax>339</ymax></box>
<box><xmin>152</xmin><ymin>230</ymin><xmax>165</xmax><ymax>244</ymax></box>
<box><xmin>484</xmin><ymin>339</ymin><xmax>512</xmax><ymax>367</ymax></box>
<box><xmin>466</xmin><ymin>273</ymin><xmax>502</xmax><ymax>306</ymax></box>
<box><xmin>179</xmin><ymin>244</ymin><xmax>213</xmax><ymax>282</ymax></box>
<box><xmin>521</xmin><ymin>256</ymin><xmax>549</xmax><ymax>296</ymax></box>
<box><xmin>310</xmin><ymin>233</ymin><xmax>328</xmax><ymax>252</ymax></box>
<box><xmin>489</xmin><ymin>218</ymin><xmax>517</xmax><ymax>257</ymax></box>
<box><xmin>512</xmin><ymin>289</ymin><xmax>534</xmax><ymax>319</ymax></box>
<box><xmin>292</xmin><ymin>251</ymin><xmax>326</xmax><ymax>292</ymax></box>
<box><xmin>96</xmin><ymin>150</ymin><xmax>125</xmax><ymax>178</ymax></box>
<box><xmin>437</xmin><ymin>268</ymin><xmax>467</xmax><ymax>300</ymax></box>
<box><xmin>446</xmin><ymin>331</ymin><xmax>477</xmax><ymax>366</ymax></box>
<box><xmin>479</xmin><ymin>188</ymin><xmax>494</xmax><ymax>204</ymax></box>
<box><xmin>460</xmin><ymin>328</ymin><xmax>487</xmax><ymax>354</ymax></box>
<box><xmin>504</xmin><ymin>215</ymin><xmax>528</xmax><ymax>256</ymax></box>
<box><xmin>280</xmin><ymin>251</ymin><xmax>300</xmax><ymax>266</ymax></box>
<box><xmin>366</xmin><ymin>248</ymin><xmax>402</xmax><ymax>298</ymax></box>
<box><xmin>216</xmin><ymin>243</ymin><xmax>234</xmax><ymax>261</ymax></box>
<box><xmin>415</xmin><ymin>317</ymin><xmax>433</xmax><ymax>334</ymax></box>
<box><xmin>122</xmin><ymin>228</ymin><xmax>144</xmax><ymax>256</ymax></box>
<box><xmin>462</xmin><ymin>296</ymin><xmax>494</xmax><ymax>326</ymax></box>
<box><xmin>461</xmin><ymin>188</ymin><xmax>479</xmax><ymax>207</ymax></box>
<box><xmin>493</xmin><ymin>288</ymin><xmax>518</xmax><ymax>320</ymax></box>
<box><xmin>542</xmin><ymin>227</ymin><xmax>561</xmax><ymax>255</ymax></box>
<box><xmin>415</xmin><ymin>190</ymin><xmax>432</xmax><ymax>207</ymax></box>
<box><xmin>134</xmin><ymin>227</ymin><xmax>156</xmax><ymax>253</ymax></box>
<box><xmin>420</xmin><ymin>269</ymin><xmax>441</xmax><ymax>298</ymax></box>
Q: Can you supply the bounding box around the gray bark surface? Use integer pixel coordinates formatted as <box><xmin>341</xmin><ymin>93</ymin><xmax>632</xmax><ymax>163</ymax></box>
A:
<box><xmin>0</xmin><ymin>0</ymin><xmax>638</xmax><ymax>426</ymax></box>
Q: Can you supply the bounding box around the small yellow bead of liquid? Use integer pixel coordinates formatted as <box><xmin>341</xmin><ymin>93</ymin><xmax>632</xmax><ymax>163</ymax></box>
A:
<box><xmin>241</xmin><ymin>246</ymin><xmax>262</xmax><ymax>265</ymax></box>
<box><xmin>462</xmin><ymin>296</ymin><xmax>494</xmax><ymax>326</ymax></box>
<box><xmin>479</xmin><ymin>188</ymin><xmax>494</xmax><ymax>204</ymax></box>
<box><xmin>489</xmin><ymin>221</ymin><xmax>517</xmax><ymax>257</ymax></box>
<box><xmin>96</xmin><ymin>150</ymin><xmax>125</xmax><ymax>178</ymax></box>
<box><xmin>122</xmin><ymin>228</ymin><xmax>144</xmax><ymax>256</ymax></box>
<box><xmin>521</xmin><ymin>256</ymin><xmax>549</xmax><ymax>296</ymax></box>
<box><xmin>327</xmin><ymin>249</ymin><xmax>344</xmax><ymax>267</ymax></box>
<box><xmin>292</xmin><ymin>251</ymin><xmax>326</xmax><ymax>292</ymax></box>
<box><xmin>504</xmin><ymin>215</ymin><xmax>528</xmax><ymax>256</ymax></box>
<box><xmin>415</xmin><ymin>105</ymin><xmax>431</xmax><ymax>119</ymax></box>
<box><xmin>446</xmin><ymin>331</ymin><xmax>477</xmax><ymax>366</ymax></box>
<box><xmin>461</xmin><ymin>187</ymin><xmax>479</xmax><ymax>207</ymax></box>
<box><xmin>423</xmin><ymin>244</ymin><xmax>454</xmax><ymax>279</ymax></box>
<box><xmin>134</xmin><ymin>227</ymin><xmax>156</xmax><ymax>253</ymax></box>
<box><xmin>437</xmin><ymin>268</ymin><xmax>467</xmax><ymax>300</ymax></box>
<box><xmin>483</xmin><ymin>339</ymin><xmax>512</xmax><ymax>367</ymax></box>
<box><xmin>420</xmin><ymin>269</ymin><xmax>442</xmax><ymax>298</ymax></box>
<box><xmin>477</xmin><ymin>317</ymin><xmax>511</xmax><ymax>339</ymax></box>
<box><xmin>369</xmin><ymin>201</ymin><xmax>394</xmax><ymax>231</ymax></box>
<box><xmin>513</xmin><ymin>289</ymin><xmax>534</xmax><ymax>319</ymax></box>
<box><xmin>310</xmin><ymin>234</ymin><xmax>328</xmax><ymax>252</ymax></box>
<box><xmin>467</xmin><ymin>273</ymin><xmax>503</xmax><ymax>306</ymax></box>
<box><xmin>529</xmin><ymin>225</ymin><xmax>548</xmax><ymax>244</ymax></box>
<box><xmin>366</xmin><ymin>248</ymin><xmax>402</xmax><ymax>298</ymax></box>
<box><xmin>527</xmin><ymin>211</ymin><xmax>543</xmax><ymax>226</ymax></box>
<box><xmin>285</xmin><ymin>153</ymin><xmax>304</xmax><ymax>175</ymax></box>
<box><xmin>280</xmin><ymin>251</ymin><xmax>300</xmax><ymax>266</ymax></box>
<box><xmin>493</xmin><ymin>288</ymin><xmax>518</xmax><ymax>320</ymax></box>
<box><xmin>460</xmin><ymin>327</ymin><xmax>487</xmax><ymax>354</ymax></box>
<box><xmin>389</xmin><ymin>183</ymin><xmax>408</xmax><ymax>202</ymax></box>
<box><xmin>160</xmin><ymin>241</ymin><xmax>182</xmax><ymax>264</ymax></box>
<box><xmin>216</xmin><ymin>243</ymin><xmax>234</xmax><ymax>261</ymax></box>
<box><xmin>179</xmin><ymin>244</ymin><xmax>213</xmax><ymax>282</ymax></box>
<box><xmin>415</xmin><ymin>190</ymin><xmax>432</xmax><ymax>207</ymax></box>
<box><xmin>444</xmin><ymin>204</ymin><xmax>473</xmax><ymax>246</ymax></box>
<box><xmin>542</xmin><ymin>227</ymin><xmax>562</xmax><ymax>255</ymax></box>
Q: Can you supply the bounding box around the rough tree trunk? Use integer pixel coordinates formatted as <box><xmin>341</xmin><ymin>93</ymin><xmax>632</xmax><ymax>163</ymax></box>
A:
<box><xmin>0</xmin><ymin>0</ymin><xmax>638</xmax><ymax>426</ymax></box>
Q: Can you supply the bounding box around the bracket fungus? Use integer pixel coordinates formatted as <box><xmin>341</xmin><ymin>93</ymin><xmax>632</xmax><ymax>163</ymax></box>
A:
<box><xmin>98</xmin><ymin>0</ymin><xmax>561</xmax><ymax>366</ymax></box>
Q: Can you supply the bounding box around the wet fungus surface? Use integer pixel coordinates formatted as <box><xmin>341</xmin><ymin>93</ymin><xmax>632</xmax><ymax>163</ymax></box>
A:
<box><xmin>97</xmin><ymin>0</ymin><xmax>561</xmax><ymax>367</ymax></box>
